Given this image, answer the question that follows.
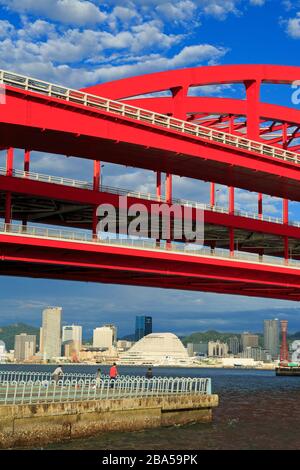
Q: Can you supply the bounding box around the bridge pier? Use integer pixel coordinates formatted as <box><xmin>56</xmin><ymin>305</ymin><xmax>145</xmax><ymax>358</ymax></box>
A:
<box><xmin>92</xmin><ymin>160</ymin><xmax>101</xmax><ymax>238</ymax></box>
<box><xmin>5</xmin><ymin>147</ymin><xmax>14</xmax><ymax>225</ymax></box>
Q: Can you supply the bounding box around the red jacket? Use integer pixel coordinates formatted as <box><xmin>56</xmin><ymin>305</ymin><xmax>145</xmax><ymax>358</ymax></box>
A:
<box><xmin>109</xmin><ymin>365</ymin><xmax>118</xmax><ymax>378</ymax></box>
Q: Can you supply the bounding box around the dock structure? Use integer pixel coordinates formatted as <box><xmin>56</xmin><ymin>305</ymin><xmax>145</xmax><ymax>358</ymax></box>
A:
<box><xmin>0</xmin><ymin>371</ymin><xmax>218</xmax><ymax>448</ymax></box>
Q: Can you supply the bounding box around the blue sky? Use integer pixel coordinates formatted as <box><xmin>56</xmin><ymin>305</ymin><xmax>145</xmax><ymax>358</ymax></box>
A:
<box><xmin>1</xmin><ymin>0</ymin><xmax>300</xmax><ymax>337</ymax></box>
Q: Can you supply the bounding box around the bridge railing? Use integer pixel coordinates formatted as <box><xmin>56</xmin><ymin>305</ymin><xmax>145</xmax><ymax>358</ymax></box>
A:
<box><xmin>0</xmin><ymin>376</ymin><xmax>211</xmax><ymax>405</ymax></box>
<box><xmin>0</xmin><ymin>222</ymin><xmax>299</xmax><ymax>269</ymax></box>
<box><xmin>0</xmin><ymin>370</ymin><xmax>140</xmax><ymax>383</ymax></box>
<box><xmin>0</xmin><ymin>166</ymin><xmax>297</xmax><ymax>228</ymax></box>
<box><xmin>0</xmin><ymin>69</ymin><xmax>299</xmax><ymax>166</ymax></box>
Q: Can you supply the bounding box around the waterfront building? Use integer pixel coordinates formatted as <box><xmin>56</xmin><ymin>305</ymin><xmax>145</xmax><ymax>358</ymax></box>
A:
<box><xmin>228</xmin><ymin>336</ymin><xmax>240</xmax><ymax>355</ymax></box>
<box><xmin>120</xmin><ymin>333</ymin><xmax>192</xmax><ymax>366</ymax></box>
<box><xmin>263</xmin><ymin>319</ymin><xmax>279</xmax><ymax>359</ymax></box>
<box><xmin>135</xmin><ymin>315</ymin><xmax>152</xmax><ymax>341</ymax></box>
<box><xmin>14</xmin><ymin>333</ymin><xmax>36</xmax><ymax>361</ymax></box>
<box><xmin>62</xmin><ymin>325</ymin><xmax>82</xmax><ymax>352</ymax></box>
<box><xmin>104</xmin><ymin>324</ymin><xmax>118</xmax><ymax>344</ymax></box>
<box><xmin>241</xmin><ymin>332</ymin><xmax>259</xmax><ymax>350</ymax></box>
<box><xmin>240</xmin><ymin>346</ymin><xmax>270</xmax><ymax>362</ymax></box>
<box><xmin>116</xmin><ymin>340</ymin><xmax>133</xmax><ymax>351</ymax></box>
<box><xmin>187</xmin><ymin>342</ymin><xmax>208</xmax><ymax>357</ymax></box>
<box><xmin>208</xmin><ymin>341</ymin><xmax>228</xmax><ymax>358</ymax></box>
<box><xmin>93</xmin><ymin>326</ymin><xmax>113</xmax><ymax>349</ymax></box>
<box><xmin>40</xmin><ymin>307</ymin><xmax>62</xmax><ymax>360</ymax></box>
<box><xmin>0</xmin><ymin>340</ymin><xmax>6</xmax><ymax>362</ymax></box>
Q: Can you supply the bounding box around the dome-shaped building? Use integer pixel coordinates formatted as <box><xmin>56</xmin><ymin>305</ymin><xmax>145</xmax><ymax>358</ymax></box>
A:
<box><xmin>119</xmin><ymin>333</ymin><xmax>191</xmax><ymax>366</ymax></box>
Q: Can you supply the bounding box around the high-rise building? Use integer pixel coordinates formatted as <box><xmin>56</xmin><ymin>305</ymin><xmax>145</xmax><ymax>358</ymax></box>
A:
<box><xmin>0</xmin><ymin>340</ymin><xmax>6</xmax><ymax>362</ymax></box>
<box><xmin>187</xmin><ymin>342</ymin><xmax>208</xmax><ymax>357</ymax></box>
<box><xmin>104</xmin><ymin>324</ymin><xmax>118</xmax><ymax>344</ymax></box>
<box><xmin>135</xmin><ymin>316</ymin><xmax>152</xmax><ymax>341</ymax></box>
<box><xmin>62</xmin><ymin>325</ymin><xmax>82</xmax><ymax>352</ymax></box>
<box><xmin>41</xmin><ymin>307</ymin><xmax>62</xmax><ymax>360</ymax></box>
<box><xmin>93</xmin><ymin>327</ymin><xmax>113</xmax><ymax>349</ymax></box>
<box><xmin>229</xmin><ymin>336</ymin><xmax>240</xmax><ymax>355</ymax></box>
<box><xmin>263</xmin><ymin>319</ymin><xmax>279</xmax><ymax>359</ymax></box>
<box><xmin>240</xmin><ymin>346</ymin><xmax>271</xmax><ymax>362</ymax></box>
<box><xmin>14</xmin><ymin>333</ymin><xmax>36</xmax><ymax>361</ymax></box>
<box><xmin>241</xmin><ymin>332</ymin><xmax>259</xmax><ymax>351</ymax></box>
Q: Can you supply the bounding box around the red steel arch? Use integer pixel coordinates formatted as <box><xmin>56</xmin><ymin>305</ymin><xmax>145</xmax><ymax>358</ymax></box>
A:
<box><xmin>1</xmin><ymin>65</ymin><xmax>300</xmax><ymax>299</ymax></box>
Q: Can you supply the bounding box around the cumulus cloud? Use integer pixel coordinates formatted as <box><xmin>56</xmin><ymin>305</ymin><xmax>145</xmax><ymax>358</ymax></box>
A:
<box><xmin>0</xmin><ymin>0</ymin><xmax>106</xmax><ymax>25</ymax></box>
<box><xmin>286</xmin><ymin>12</ymin><xmax>300</xmax><ymax>38</ymax></box>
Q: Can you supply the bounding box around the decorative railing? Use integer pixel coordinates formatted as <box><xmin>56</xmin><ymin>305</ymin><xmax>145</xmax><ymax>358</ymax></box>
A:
<box><xmin>0</xmin><ymin>166</ymin><xmax>297</xmax><ymax>228</ymax></box>
<box><xmin>0</xmin><ymin>222</ymin><xmax>299</xmax><ymax>270</ymax></box>
<box><xmin>0</xmin><ymin>69</ymin><xmax>299</xmax><ymax>166</ymax></box>
<box><xmin>0</xmin><ymin>375</ymin><xmax>211</xmax><ymax>405</ymax></box>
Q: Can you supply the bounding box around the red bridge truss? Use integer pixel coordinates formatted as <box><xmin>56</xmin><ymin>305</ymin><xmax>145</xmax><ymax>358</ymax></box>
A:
<box><xmin>1</xmin><ymin>64</ymin><xmax>300</xmax><ymax>300</ymax></box>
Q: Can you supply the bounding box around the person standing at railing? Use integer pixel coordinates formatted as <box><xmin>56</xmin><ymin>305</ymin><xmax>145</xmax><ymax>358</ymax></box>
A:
<box><xmin>95</xmin><ymin>368</ymin><xmax>101</xmax><ymax>388</ymax></box>
<box><xmin>52</xmin><ymin>365</ymin><xmax>63</xmax><ymax>384</ymax></box>
<box><xmin>109</xmin><ymin>363</ymin><xmax>118</xmax><ymax>388</ymax></box>
<box><xmin>146</xmin><ymin>367</ymin><xmax>153</xmax><ymax>379</ymax></box>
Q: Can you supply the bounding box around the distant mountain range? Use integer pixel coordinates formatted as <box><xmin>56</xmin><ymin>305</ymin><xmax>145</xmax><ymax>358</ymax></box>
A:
<box><xmin>1</xmin><ymin>323</ymin><xmax>300</xmax><ymax>351</ymax></box>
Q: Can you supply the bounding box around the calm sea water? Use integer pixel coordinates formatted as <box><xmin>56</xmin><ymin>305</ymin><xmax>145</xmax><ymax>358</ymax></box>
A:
<box><xmin>2</xmin><ymin>364</ymin><xmax>300</xmax><ymax>450</ymax></box>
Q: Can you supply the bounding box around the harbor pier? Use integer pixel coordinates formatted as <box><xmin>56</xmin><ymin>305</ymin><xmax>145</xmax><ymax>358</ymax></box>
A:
<box><xmin>0</xmin><ymin>371</ymin><xmax>218</xmax><ymax>448</ymax></box>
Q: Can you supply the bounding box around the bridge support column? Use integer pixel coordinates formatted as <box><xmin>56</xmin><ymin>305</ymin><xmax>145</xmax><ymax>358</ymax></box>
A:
<box><xmin>156</xmin><ymin>172</ymin><xmax>162</xmax><ymax>246</ymax></box>
<box><xmin>24</xmin><ymin>149</ymin><xmax>30</xmax><ymax>173</ymax></box>
<box><xmin>282</xmin><ymin>122</ymin><xmax>289</xmax><ymax>261</ymax></box>
<box><xmin>258</xmin><ymin>193</ymin><xmax>263</xmax><ymax>220</ymax></box>
<box><xmin>5</xmin><ymin>147</ymin><xmax>14</xmax><ymax>225</ymax></box>
<box><xmin>245</xmin><ymin>79</ymin><xmax>262</xmax><ymax>226</ymax></box>
<box><xmin>283</xmin><ymin>198</ymin><xmax>289</xmax><ymax>264</ymax></box>
<box><xmin>210</xmin><ymin>182</ymin><xmax>215</xmax><ymax>208</ymax></box>
<box><xmin>166</xmin><ymin>173</ymin><xmax>173</xmax><ymax>248</ymax></box>
<box><xmin>229</xmin><ymin>186</ymin><xmax>235</xmax><ymax>257</ymax></box>
<box><xmin>22</xmin><ymin>149</ymin><xmax>31</xmax><ymax>228</ymax></box>
<box><xmin>92</xmin><ymin>160</ymin><xmax>101</xmax><ymax>239</ymax></box>
<box><xmin>156</xmin><ymin>171</ymin><xmax>161</xmax><ymax>201</ymax></box>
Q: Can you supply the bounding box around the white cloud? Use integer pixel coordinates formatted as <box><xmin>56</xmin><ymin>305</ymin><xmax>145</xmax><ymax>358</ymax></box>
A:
<box><xmin>286</xmin><ymin>12</ymin><xmax>300</xmax><ymax>38</ymax></box>
<box><xmin>0</xmin><ymin>0</ymin><xmax>106</xmax><ymax>25</ymax></box>
<box><xmin>156</xmin><ymin>1</ymin><xmax>198</xmax><ymax>23</ymax></box>
<box><xmin>249</xmin><ymin>0</ymin><xmax>266</xmax><ymax>5</ymax></box>
<box><xmin>0</xmin><ymin>39</ymin><xmax>227</xmax><ymax>87</ymax></box>
<box><xmin>0</xmin><ymin>19</ymin><xmax>14</xmax><ymax>37</ymax></box>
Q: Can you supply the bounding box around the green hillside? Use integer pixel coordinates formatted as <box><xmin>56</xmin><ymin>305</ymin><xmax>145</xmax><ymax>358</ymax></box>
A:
<box><xmin>182</xmin><ymin>330</ymin><xmax>264</xmax><ymax>347</ymax></box>
<box><xmin>0</xmin><ymin>323</ymin><xmax>39</xmax><ymax>350</ymax></box>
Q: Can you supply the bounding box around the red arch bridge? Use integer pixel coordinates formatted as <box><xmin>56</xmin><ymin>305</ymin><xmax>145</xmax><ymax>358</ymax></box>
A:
<box><xmin>2</xmin><ymin>64</ymin><xmax>300</xmax><ymax>300</ymax></box>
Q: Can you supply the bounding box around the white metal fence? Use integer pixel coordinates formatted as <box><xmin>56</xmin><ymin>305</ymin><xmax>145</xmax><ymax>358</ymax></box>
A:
<box><xmin>0</xmin><ymin>375</ymin><xmax>211</xmax><ymax>405</ymax></box>
<box><xmin>0</xmin><ymin>69</ymin><xmax>299</xmax><ymax>166</ymax></box>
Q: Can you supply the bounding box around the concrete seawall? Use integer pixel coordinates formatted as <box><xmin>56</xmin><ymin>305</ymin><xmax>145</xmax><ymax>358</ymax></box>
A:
<box><xmin>0</xmin><ymin>394</ymin><xmax>218</xmax><ymax>448</ymax></box>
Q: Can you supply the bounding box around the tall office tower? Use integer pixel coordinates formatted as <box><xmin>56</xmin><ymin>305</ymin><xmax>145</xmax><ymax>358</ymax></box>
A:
<box><xmin>240</xmin><ymin>332</ymin><xmax>259</xmax><ymax>351</ymax></box>
<box><xmin>229</xmin><ymin>336</ymin><xmax>240</xmax><ymax>355</ymax></box>
<box><xmin>135</xmin><ymin>316</ymin><xmax>152</xmax><ymax>341</ymax></box>
<box><xmin>263</xmin><ymin>319</ymin><xmax>279</xmax><ymax>359</ymax></box>
<box><xmin>14</xmin><ymin>333</ymin><xmax>36</xmax><ymax>361</ymax></box>
<box><xmin>104</xmin><ymin>324</ymin><xmax>118</xmax><ymax>344</ymax></box>
<box><xmin>62</xmin><ymin>325</ymin><xmax>82</xmax><ymax>352</ymax></box>
<box><xmin>41</xmin><ymin>307</ymin><xmax>62</xmax><ymax>360</ymax></box>
<box><xmin>39</xmin><ymin>327</ymin><xmax>43</xmax><ymax>354</ymax></box>
<box><xmin>93</xmin><ymin>326</ymin><xmax>113</xmax><ymax>349</ymax></box>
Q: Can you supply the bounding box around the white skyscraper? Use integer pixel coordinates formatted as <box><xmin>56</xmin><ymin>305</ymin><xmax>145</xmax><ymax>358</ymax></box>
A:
<box><xmin>62</xmin><ymin>325</ymin><xmax>82</xmax><ymax>352</ymax></box>
<box><xmin>93</xmin><ymin>327</ymin><xmax>113</xmax><ymax>349</ymax></box>
<box><xmin>41</xmin><ymin>307</ymin><xmax>62</xmax><ymax>360</ymax></box>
